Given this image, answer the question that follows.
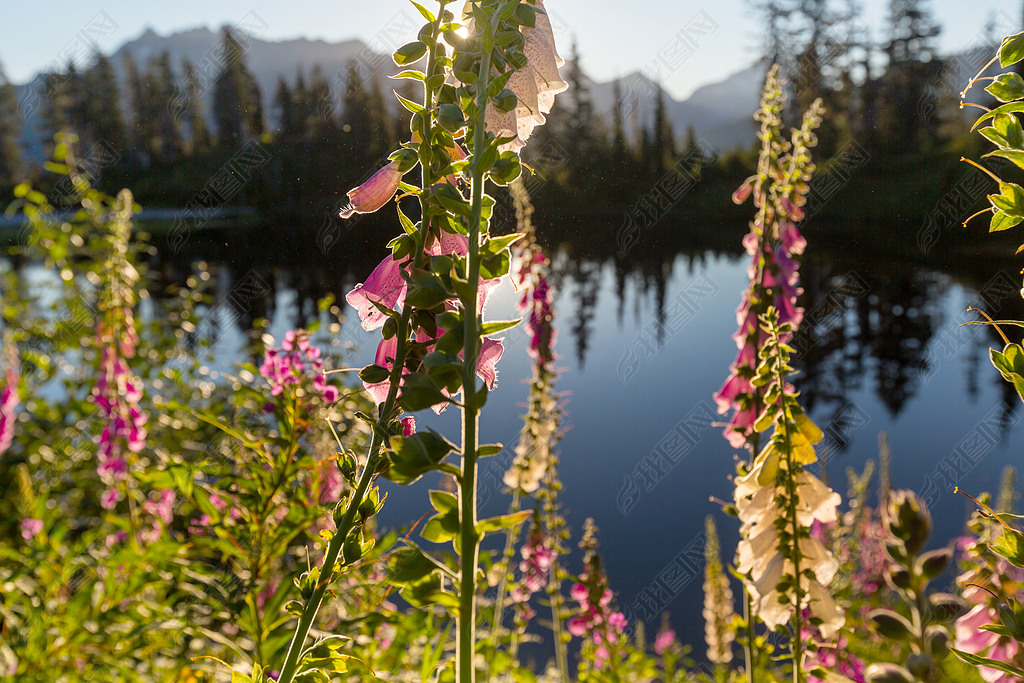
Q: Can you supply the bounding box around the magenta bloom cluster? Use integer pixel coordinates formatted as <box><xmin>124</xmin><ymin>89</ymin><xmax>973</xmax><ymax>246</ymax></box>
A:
<box><xmin>802</xmin><ymin>619</ymin><xmax>866</xmax><ymax>682</ymax></box>
<box><xmin>92</xmin><ymin>344</ymin><xmax>147</xmax><ymax>510</ymax></box>
<box><xmin>568</xmin><ymin>570</ymin><xmax>628</xmax><ymax>669</ymax></box>
<box><xmin>513</xmin><ymin>249</ymin><xmax>556</xmax><ymax>364</ymax></box>
<box><xmin>259</xmin><ymin>330</ymin><xmax>339</xmax><ymax>407</ymax></box>
<box><xmin>0</xmin><ymin>344</ymin><xmax>18</xmax><ymax>456</ymax></box>
<box><xmin>509</xmin><ymin>527</ymin><xmax>556</xmax><ymax>620</ymax></box>
<box><xmin>714</xmin><ymin>210</ymin><xmax>806</xmax><ymax>448</ymax></box>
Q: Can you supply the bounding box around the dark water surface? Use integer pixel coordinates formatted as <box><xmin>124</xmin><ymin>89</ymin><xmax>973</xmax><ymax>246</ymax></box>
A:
<box><xmin>22</xmin><ymin>208</ymin><xmax>1023</xmax><ymax>659</ymax></box>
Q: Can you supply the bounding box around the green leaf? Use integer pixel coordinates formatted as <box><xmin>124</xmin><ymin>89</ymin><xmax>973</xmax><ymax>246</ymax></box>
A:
<box><xmin>984</xmin><ymin>149</ymin><xmax>1024</xmax><ymax>171</ymax></box>
<box><xmin>437</xmin><ymin>103</ymin><xmax>467</xmax><ymax>133</ymax></box>
<box><xmin>385</xmin><ymin>428</ymin><xmax>456</xmax><ymax>484</ymax></box>
<box><xmin>480</xmin><ymin>319</ymin><xmax>520</xmax><ymax>335</ymax></box>
<box><xmin>193</xmin><ymin>409</ymin><xmax>264</xmax><ymax>450</ymax></box>
<box><xmin>388</xmin><ymin>547</ymin><xmax>438</xmax><ymax>584</ymax></box>
<box><xmin>359</xmin><ymin>364</ymin><xmax>390</xmax><ymax>384</ymax></box>
<box><xmin>989</xmin><ymin>182</ymin><xmax>1024</xmax><ymax>217</ymax></box>
<box><xmin>869</xmin><ymin>608</ymin><xmax>915</xmax><ymax>642</ymax></box>
<box><xmin>484</xmin><ymin>232</ymin><xmax>523</xmax><ymax>254</ymax></box>
<box><xmin>476</xmin><ymin>510</ymin><xmax>532</xmax><ymax>535</ymax></box>
<box><xmin>480</xmin><ymin>250</ymin><xmax>510</xmax><ymax>280</ymax></box>
<box><xmin>990</xmin><ymin>344</ymin><xmax>1024</xmax><ymax>403</ymax></box>
<box><xmin>1001</xmin><ymin>32</ymin><xmax>1024</xmax><ymax>67</ymax></box>
<box><xmin>990</xmin><ymin>209</ymin><xmax>1022</xmax><ymax>232</ymax></box>
<box><xmin>429</xmin><ymin>489</ymin><xmax>458</xmax><ymax>515</ymax></box>
<box><xmin>973</xmin><ymin>102</ymin><xmax>1024</xmax><ymax>131</ymax></box>
<box><xmin>987</xmin><ymin>73</ymin><xmax>1024</xmax><ymax>103</ymax></box>
<box><xmin>394</xmin><ymin>90</ymin><xmax>425</xmax><ymax>114</ymax></box>
<box><xmin>393</xmin><ymin>41</ymin><xmax>428</xmax><ymax>66</ymax></box>
<box><xmin>980</xmin><ymin>112</ymin><xmax>1024</xmax><ymax>151</ymax></box>
<box><xmin>979</xmin><ymin>623</ymin><xmax>1014</xmax><ymax>637</ymax></box>
<box><xmin>421</xmin><ymin>512</ymin><xmax>459</xmax><ymax>543</ymax></box>
<box><xmin>991</xmin><ymin>525</ymin><xmax>1024</xmax><ymax>567</ymax></box>
<box><xmin>405</xmin><ymin>269</ymin><xmax>451</xmax><ymax>309</ymax></box>
<box><xmin>432</xmin><ymin>183</ymin><xmax>471</xmax><ymax>216</ymax></box>
<box><xmin>491</xmin><ymin>88</ymin><xmax>518</xmax><ymax>113</ymax></box>
<box><xmin>479</xmin><ymin>443</ymin><xmax>503</xmax><ymax>457</ymax></box>
<box><xmin>410</xmin><ymin>0</ymin><xmax>436</xmax><ymax>22</ymax></box>
<box><xmin>952</xmin><ymin>648</ymin><xmax>1024</xmax><ymax>678</ymax></box>
<box><xmin>391</xmin><ymin>69</ymin><xmax>425</xmax><ymax>82</ymax></box>
<box><xmin>515</xmin><ymin>3</ymin><xmax>536</xmax><ymax>27</ymax></box>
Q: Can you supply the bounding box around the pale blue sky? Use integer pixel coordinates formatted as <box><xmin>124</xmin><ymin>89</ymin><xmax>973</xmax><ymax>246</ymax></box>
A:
<box><xmin>0</xmin><ymin>0</ymin><xmax>1018</xmax><ymax>99</ymax></box>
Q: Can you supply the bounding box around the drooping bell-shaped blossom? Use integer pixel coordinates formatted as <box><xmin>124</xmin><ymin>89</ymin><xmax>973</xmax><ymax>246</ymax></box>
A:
<box><xmin>339</xmin><ymin>161</ymin><xmax>404</xmax><ymax>219</ymax></box>
<box><xmin>733</xmin><ymin>449</ymin><xmax>844</xmax><ymax>639</ymax></box>
<box><xmin>466</xmin><ymin>0</ymin><xmax>567</xmax><ymax>153</ymax></box>
<box><xmin>346</xmin><ymin>256</ymin><xmax>407</xmax><ymax>332</ymax></box>
<box><xmin>400</xmin><ymin>416</ymin><xmax>416</xmax><ymax>436</ymax></box>
<box><xmin>346</xmin><ymin>232</ymin><xmax>482</xmax><ymax>333</ymax></box>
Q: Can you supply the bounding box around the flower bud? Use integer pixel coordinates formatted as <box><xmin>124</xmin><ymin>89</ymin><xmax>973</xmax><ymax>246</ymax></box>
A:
<box><xmin>865</xmin><ymin>663</ymin><xmax>915</xmax><ymax>683</ymax></box>
<box><xmin>924</xmin><ymin>625</ymin><xmax>950</xmax><ymax>660</ymax></box>
<box><xmin>883</xmin><ymin>490</ymin><xmax>932</xmax><ymax>557</ymax></box>
<box><xmin>340</xmin><ymin>162</ymin><xmax>403</xmax><ymax>219</ymax></box>
<box><xmin>869</xmin><ymin>608</ymin><xmax>915</xmax><ymax>642</ymax></box>
<box><xmin>906</xmin><ymin>652</ymin><xmax>932</xmax><ymax>679</ymax></box>
<box><xmin>915</xmin><ymin>547</ymin><xmax>951</xmax><ymax>580</ymax></box>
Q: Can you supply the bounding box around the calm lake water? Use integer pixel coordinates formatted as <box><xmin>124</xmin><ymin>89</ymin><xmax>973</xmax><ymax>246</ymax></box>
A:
<box><xmin>13</xmin><ymin>208</ymin><xmax>1024</xmax><ymax>659</ymax></box>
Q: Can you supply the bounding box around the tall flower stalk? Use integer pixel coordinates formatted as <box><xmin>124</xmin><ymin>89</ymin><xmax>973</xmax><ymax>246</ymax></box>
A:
<box><xmin>716</xmin><ymin>66</ymin><xmax>842</xmax><ymax>683</ymax></box>
<box><xmin>704</xmin><ymin>515</ymin><xmax>736</xmax><ymax>672</ymax></box>
<box><xmin>274</xmin><ymin>2</ymin><xmax>564</xmax><ymax>681</ymax></box>
<box><xmin>490</xmin><ymin>176</ymin><xmax>568</xmax><ymax>677</ymax></box>
<box><xmin>90</xmin><ymin>190</ymin><xmax>146</xmax><ymax>519</ymax></box>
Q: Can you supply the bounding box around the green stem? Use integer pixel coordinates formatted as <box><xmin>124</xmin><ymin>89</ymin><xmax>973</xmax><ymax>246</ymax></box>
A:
<box><xmin>276</xmin><ymin>9</ymin><xmax>446</xmax><ymax>675</ymax></box>
<box><xmin>489</xmin><ymin>488</ymin><xmax>523</xmax><ymax>658</ymax></box>
<box><xmin>745</xmin><ymin>590</ymin><xmax>757</xmax><ymax>683</ymax></box>
<box><xmin>457</xmin><ymin>40</ymin><xmax>492</xmax><ymax>683</ymax></box>
<box><xmin>768</xmin><ymin>333</ymin><xmax>803</xmax><ymax>683</ymax></box>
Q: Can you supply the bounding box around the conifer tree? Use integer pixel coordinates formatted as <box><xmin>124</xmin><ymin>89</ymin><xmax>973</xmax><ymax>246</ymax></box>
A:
<box><xmin>274</xmin><ymin>76</ymin><xmax>295</xmax><ymax>136</ymax></box>
<box><xmin>651</xmin><ymin>86</ymin><xmax>675</xmax><ymax>175</ymax></box>
<box><xmin>0</xmin><ymin>61</ymin><xmax>21</xmax><ymax>188</ymax></box>
<box><xmin>152</xmin><ymin>52</ymin><xmax>183</xmax><ymax>163</ymax></box>
<box><xmin>85</xmin><ymin>53</ymin><xmax>128</xmax><ymax>155</ymax></box>
<box><xmin>212</xmin><ymin>27</ymin><xmax>260</xmax><ymax>148</ymax></box>
<box><xmin>181</xmin><ymin>58</ymin><xmax>211</xmax><ymax>155</ymax></box>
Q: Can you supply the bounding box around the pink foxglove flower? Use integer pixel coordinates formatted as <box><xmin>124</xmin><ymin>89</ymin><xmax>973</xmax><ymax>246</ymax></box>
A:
<box><xmin>339</xmin><ymin>161</ymin><xmax>404</xmax><ymax>219</ymax></box>
<box><xmin>0</xmin><ymin>341</ymin><xmax>18</xmax><ymax>456</ymax></box>
<box><xmin>346</xmin><ymin>255</ymin><xmax>407</xmax><ymax>332</ymax></box>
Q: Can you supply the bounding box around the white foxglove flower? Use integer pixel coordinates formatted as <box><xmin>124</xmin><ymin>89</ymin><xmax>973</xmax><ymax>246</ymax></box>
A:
<box><xmin>469</xmin><ymin>0</ymin><xmax>567</xmax><ymax>152</ymax></box>
<box><xmin>734</xmin><ymin>446</ymin><xmax>845</xmax><ymax>639</ymax></box>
